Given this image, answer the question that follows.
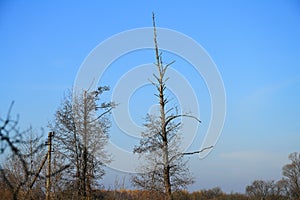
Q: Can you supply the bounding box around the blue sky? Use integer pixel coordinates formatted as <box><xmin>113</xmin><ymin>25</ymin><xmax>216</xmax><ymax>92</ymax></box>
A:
<box><xmin>1</xmin><ymin>0</ymin><xmax>300</xmax><ymax>193</ymax></box>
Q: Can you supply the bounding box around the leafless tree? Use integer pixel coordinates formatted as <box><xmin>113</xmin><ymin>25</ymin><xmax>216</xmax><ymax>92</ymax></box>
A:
<box><xmin>50</xmin><ymin>87</ymin><xmax>114</xmax><ymax>199</ymax></box>
<box><xmin>0</xmin><ymin>102</ymin><xmax>46</xmax><ymax>200</ymax></box>
<box><xmin>197</xmin><ymin>187</ymin><xmax>224</xmax><ymax>199</ymax></box>
<box><xmin>282</xmin><ymin>152</ymin><xmax>300</xmax><ymax>199</ymax></box>
<box><xmin>246</xmin><ymin>179</ymin><xmax>291</xmax><ymax>200</ymax></box>
<box><xmin>132</xmin><ymin>13</ymin><xmax>211</xmax><ymax>200</ymax></box>
<box><xmin>246</xmin><ymin>180</ymin><xmax>275</xmax><ymax>199</ymax></box>
<box><xmin>276</xmin><ymin>178</ymin><xmax>290</xmax><ymax>198</ymax></box>
<box><xmin>133</xmin><ymin>114</ymin><xmax>194</xmax><ymax>195</ymax></box>
<box><xmin>3</xmin><ymin>130</ymin><xmax>48</xmax><ymax>200</ymax></box>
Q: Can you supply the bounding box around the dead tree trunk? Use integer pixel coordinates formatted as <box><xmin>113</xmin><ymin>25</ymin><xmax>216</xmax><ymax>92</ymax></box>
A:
<box><xmin>153</xmin><ymin>13</ymin><xmax>172</xmax><ymax>200</ymax></box>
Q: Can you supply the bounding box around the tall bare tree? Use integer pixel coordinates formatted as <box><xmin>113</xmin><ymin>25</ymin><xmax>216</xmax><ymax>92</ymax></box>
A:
<box><xmin>50</xmin><ymin>87</ymin><xmax>114</xmax><ymax>199</ymax></box>
<box><xmin>132</xmin><ymin>14</ymin><xmax>209</xmax><ymax>200</ymax></box>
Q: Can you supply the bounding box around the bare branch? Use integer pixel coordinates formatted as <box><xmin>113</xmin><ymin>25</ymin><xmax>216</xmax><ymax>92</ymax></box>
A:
<box><xmin>182</xmin><ymin>146</ymin><xmax>214</xmax><ymax>156</ymax></box>
<box><xmin>89</xmin><ymin>106</ymin><xmax>113</xmax><ymax>123</ymax></box>
<box><xmin>163</xmin><ymin>60</ymin><xmax>175</xmax><ymax>74</ymax></box>
<box><xmin>165</xmin><ymin>114</ymin><xmax>201</xmax><ymax>130</ymax></box>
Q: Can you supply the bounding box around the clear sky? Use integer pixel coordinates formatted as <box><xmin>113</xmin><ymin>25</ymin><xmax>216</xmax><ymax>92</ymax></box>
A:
<box><xmin>1</xmin><ymin>0</ymin><xmax>300</xmax><ymax>193</ymax></box>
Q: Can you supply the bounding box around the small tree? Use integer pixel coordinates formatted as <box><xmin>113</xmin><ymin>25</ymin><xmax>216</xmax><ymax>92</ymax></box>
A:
<box><xmin>246</xmin><ymin>179</ymin><xmax>292</xmax><ymax>200</ymax></box>
<box><xmin>276</xmin><ymin>178</ymin><xmax>290</xmax><ymax>198</ymax></box>
<box><xmin>282</xmin><ymin>152</ymin><xmax>300</xmax><ymax>199</ymax></box>
<box><xmin>3</xmin><ymin>131</ymin><xmax>48</xmax><ymax>200</ymax></box>
<box><xmin>198</xmin><ymin>187</ymin><xmax>224</xmax><ymax>199</ymax></box>
<box><xmin>246</xmin><ymin>180</ymin><xmax>276</xmax><ymax>199</ymax></box>
<box><xmin>50</xmin><ymin>87</ymin><xmax>114</xmax><ymax>199</ymax></box>
<box><xmin>133</xmin><ymin>13</ymin><xmax>210</xmax><ymax>200</ymax></box>
<box><xmin>0</xmin><ymin>102</ymin><xmax>45</xmax><ymax>200</ymax></box>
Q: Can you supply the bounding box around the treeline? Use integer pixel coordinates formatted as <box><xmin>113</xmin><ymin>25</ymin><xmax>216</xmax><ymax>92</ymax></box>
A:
<box><xmin>0</xmin><ymin>186</ymin><xmax>292</xmax><ymax>200</ymax></box>
<box><xmin>1</xmin><ymin>188</ymin><xmax>246</xmax><ymax>200</ymax></box>
<box><xmin>0</xmin><ymin>151</ymin><xmax>299</xmax><ymax>199</ymax></box>
<box><xmin>98</xmin><ymin>188</ymin><xmax>248</xmax><ymax>200</ymax></box>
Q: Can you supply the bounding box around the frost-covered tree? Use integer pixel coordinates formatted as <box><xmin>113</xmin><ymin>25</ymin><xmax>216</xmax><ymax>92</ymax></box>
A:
<box><xmin>51</xmin><ymin>87</ymin><xmax>114</xmax><ymax>199</ymax></box>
